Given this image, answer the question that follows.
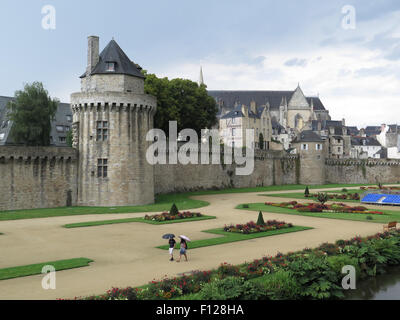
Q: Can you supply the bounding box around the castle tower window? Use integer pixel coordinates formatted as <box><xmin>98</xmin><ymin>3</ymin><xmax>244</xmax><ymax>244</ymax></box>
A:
<box><xmin>66</xmin><ymin>115</ymin><xmax>72</xmax><ymax>122</ymax></box>
<box><xmin>301</xmin><ymin>144</ymin><xmax>308</xmax><ymax>151</ymax></box>
<box><xmin>96</xmin><ymin>121</ymin><xmax>108</xmax><ymax>141</ymax></box>
<box><xmin>56</xmin><ymin>125</ymin><xmax>64</xmax><ymax>133</ymax></box>
<box><xmin>106</xmin><ymin>62</ymin><xmax>116</xmax><ymax>72</ymax></box>
<box><xmin>59</xmin><ymin>136</ymin><xmax>66</xmax><ymax>143</ymax></box>
<box><xmin>97</xmin><ymin>159</ymin><xmax>108</xmax><ymax>178</ymax></box>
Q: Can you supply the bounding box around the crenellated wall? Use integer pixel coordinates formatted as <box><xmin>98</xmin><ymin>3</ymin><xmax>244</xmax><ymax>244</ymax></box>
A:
<box><xmin>154</xmin><ymin>150</ymin><xmax>299</xmax><ymax>194</ymax></box>
<box><xmin>325</xmin><ymin>159</ymin><xmax>400</xmax><ymax>184</ymax></box>
<box><xmin>0</xmin><ymin>146</ymin><xmax>78</xmax><ymax>211</ymax></box>
<box><xmin>2</xmin><ymin>145</ymin><xmax>400</xmax><ymax>212</ymax></box>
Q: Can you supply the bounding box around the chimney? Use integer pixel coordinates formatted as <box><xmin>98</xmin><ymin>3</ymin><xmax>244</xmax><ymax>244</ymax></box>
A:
<box><xmin>250</xmin><ymin>100</ymin><xmax>256</xmax><ymax>114</ymax></box>
<box><xmin>87</xmin><ymin>36</ymin><xmax>99</xmax><ymax>76</ymax></box>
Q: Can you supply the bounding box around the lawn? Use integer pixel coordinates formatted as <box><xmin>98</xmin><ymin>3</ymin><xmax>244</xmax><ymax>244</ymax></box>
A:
<box><xmin>237</xmin><ymin>203</ymin><xmax>400</xmax><ymax>224</ymax></box>
<box><xmin>0</xmin><ymin>258</ymin><xmax>93</xmax><ymax>281</ymax></box>
<box><xmin>64</xmin><ymin>215</ymin><xmax>216</xmax><ymax>228</ymax></box>
<box><xmin>156</xmin><ymin>226</ymin><xmax>311</xmax><ymax>250</ymax></box>
<box><xmin>0</xmin><ymin>183</ymin><xmax>379</xmax><ymax>221</ymax></box>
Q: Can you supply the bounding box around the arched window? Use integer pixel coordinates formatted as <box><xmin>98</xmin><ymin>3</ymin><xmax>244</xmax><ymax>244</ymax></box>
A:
<box><xmin>295</xmin><ymin>114</ymin><xmax>304</xmax><ymax>130</ymax></box>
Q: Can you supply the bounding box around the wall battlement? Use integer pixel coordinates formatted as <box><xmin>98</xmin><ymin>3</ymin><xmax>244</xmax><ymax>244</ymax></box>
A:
<box><xmin>0</xmin><ymin>146</ymin><xmax>78</xmax><ymax>211</ymax></box>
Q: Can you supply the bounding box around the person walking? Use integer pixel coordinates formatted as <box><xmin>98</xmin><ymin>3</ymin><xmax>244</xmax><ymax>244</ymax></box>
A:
<box><xmin>168</xmin><ymin>236</ymin><xmax>176</xmax><ymax>261</ymax></box>
<box><xmin>176</xmin><ymin>237</ymin><xmax>188</xmax><ymax>262</ymax></box>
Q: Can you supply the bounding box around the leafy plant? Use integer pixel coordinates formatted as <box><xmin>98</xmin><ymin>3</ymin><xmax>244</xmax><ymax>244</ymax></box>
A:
<box><xmin>198</xmin><ymin>277</ymin><xmax>264</xmax><ymax>300</ymax></box>
<box><xmin>317</xmin><ymin>193</ymin><xmax>329</xmax><ymax>205</ymax></box>
<box><xmin>256</xmin><ymin>270</ymin><xmax>301</xmax><ymax>300</ymax></box>
<box><xmin>285</xmin><ymin>254</ymin><xmax>344</xmax><ymax>299</ymax></box>
<box><xmin>304</xmin><ymin>186</ymin><xmax>310</xmax><ymax>197</ymax></box>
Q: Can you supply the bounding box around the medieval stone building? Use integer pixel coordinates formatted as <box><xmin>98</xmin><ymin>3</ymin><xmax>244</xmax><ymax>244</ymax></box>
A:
<box><xmin>70</xmin><ymin>36</ymin><xmax>157</xmax><ymax>206</ymax></box>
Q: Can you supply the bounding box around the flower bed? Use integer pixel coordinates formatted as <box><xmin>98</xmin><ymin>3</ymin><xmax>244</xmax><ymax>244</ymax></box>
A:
<box><xmin>144</xmin><ymin>211</ymin><xmax>203</xmax><ymax>222</ymax></box>
<box><xmin>360</xmin><ymin>186</ymin><xmax>400</xmax><ymax>191</ymax></box>
<box><xmin>305</xmin><ymin>193</ymin><xmax>360</xmax><ymax>200</ymax></box>
<box><xmin>264</xmin><ymin>201</ymin><xmax>384</xmax><ymax>215</ymax></box>
<box><xmin>223</xmin><ymin>220</ymin><xmax>293</xmax><ymax>234</ymax></box>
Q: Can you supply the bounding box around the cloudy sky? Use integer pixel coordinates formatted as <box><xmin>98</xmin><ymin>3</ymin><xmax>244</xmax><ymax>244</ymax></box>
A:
<box><xmin>1</xmin><ymin>0</ymin><xmax>400</xmax><ymax>128</ymax></box>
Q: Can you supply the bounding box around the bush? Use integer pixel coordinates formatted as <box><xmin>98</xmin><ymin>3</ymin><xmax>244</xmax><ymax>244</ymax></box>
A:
<box><xmin>198</xmin><ymin>277</ymin><xmax>264</xmax><ymax>300</ymax></box>
<box><xmin>217</xmin><ymin>263</ymin><xmax>243</xmax><ymax>278</ymax></box>
<box><xmin>317</xmin><ymin>193</ymin><xmax>329</xmax><ymax>205</ymax></box>
<box><xmin>255</xmin><ymin>270</ymin><xmax>301</xmax><ymax>300</ymax></box>
<box><xmin>256</xmin><ymin>211</ymin><xmax>265</xmax><ymax>226</ymax></box>
<box><xmin>326</xmin><ymin>255</ymin><xmax>361</xmax><ymax>280</ymax></box>
<box><xmin>285</xmin><ymin>254</ymin><xmax>344</xmax><ymax>299</ymax></box>
<box><xmin>242</xmin><ymin>204</ymin><xmax>249</xmax><ymax>208</ymax></box>
<box><xmin>170</xmin><ymin>203</ymin><xmax>179</xmax><ymax>216</ymax></box>
<box><xmin>305</xmin><ymin>186</ymin><xmax>310</xmax><ymax>197</ymax></box>
<box><xmin>342</xmin><ymin>188</ymin><xmax>348</xmax><ymax>193</ymax></box>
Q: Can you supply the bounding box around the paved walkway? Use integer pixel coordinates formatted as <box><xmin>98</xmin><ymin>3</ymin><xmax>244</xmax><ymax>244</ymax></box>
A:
<box><xmin>0</xmin><ymin>187</ymin><xmax>392</xmax><ymax>300</ymax></box>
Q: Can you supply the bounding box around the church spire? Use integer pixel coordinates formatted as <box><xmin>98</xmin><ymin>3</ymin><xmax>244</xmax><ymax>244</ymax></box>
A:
<box><xmin>199</xmin><ymin>66</ymin><xmax>204</xmax><ymax>86</ymax></box>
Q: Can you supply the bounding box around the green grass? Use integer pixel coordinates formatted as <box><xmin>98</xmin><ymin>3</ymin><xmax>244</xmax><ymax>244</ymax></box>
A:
<box><xmin>157</xmin><ymin>226</ymin><xmax>311</xmax><ymax>250</ymax></box>
<box><xmin>64</xmin><ymin>215</ymin><xmax>216</xmax><ymax>229</ymax></box>
<box><xmin>237</xmin><ymin>203</ymin><xmax>400</xmax><ymax>224</ymax></box>
<box><xmin>0</xmin><ymin>183</ymin><xmax>380</xmax><ymax>221</ymax></box>
<box><xmin>0</xmin><ymin>258</ymin><xmax>93</xmax><ymax>281</ymax></box>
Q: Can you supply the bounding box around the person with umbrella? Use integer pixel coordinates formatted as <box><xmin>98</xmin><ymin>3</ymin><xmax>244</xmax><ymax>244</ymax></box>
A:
<box><xmin>163</xmin><ymin>234</ymin><xmax>176</xmax><ymax>261</ymax></box>
<box><xmin>176</xmin><ymin>235</ymin><xmax>190</xmax><ymax>263</ymax></box>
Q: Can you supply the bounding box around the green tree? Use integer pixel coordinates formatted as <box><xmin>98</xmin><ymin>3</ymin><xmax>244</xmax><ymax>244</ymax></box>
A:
<box><xmin>304</xmin><ymin>186</ymin><xmax>310</xmax><ymax>197</ymax></box>
<box><xmin>7</xmin><ymin>82</ymin><xmax>58</xmax><ymax>146</ymax></box>
<box><xmin>256</xmin><ymin>211</ymin><xmax>265</xmax><ymax>226</ymax></box>
<box><xmin>143</xmin><ymin>72</ymin><xmax>218</xmax><ymax>136</ymax></box>
<box><xmin>66</xmin><ymin>130</ymin><xmax>73</xmax><ymax>147</ymax></box>
<box><xmin>259</xmin><ymin>133</ymin><xmax>264</xmax><ymax>150</ymax></box>
<box><xmin>169</xmin><ymin>203</ymin><xmax>179</xmax><ymax>216</ymax></box>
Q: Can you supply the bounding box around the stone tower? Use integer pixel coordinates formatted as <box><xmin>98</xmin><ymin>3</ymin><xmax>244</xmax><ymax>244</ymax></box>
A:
<box><xmin>71</xmin><ymin>36</ymin><xmax>157</xmax><ymax>206</ymax></box>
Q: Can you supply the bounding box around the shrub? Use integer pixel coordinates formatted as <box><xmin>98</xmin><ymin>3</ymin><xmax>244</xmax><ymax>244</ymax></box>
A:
<box><xmin>256</xmin><ymin>211</ymin><xmax>265</xmax><ymax>226</ymax></box>
<box><xmin>326</xmin><ymin>255</ymin><xmax>361</xmax><ymax>280</ymax></box>
<box><xmin>317</xmin><ymin>193</ymin><xmax>329</xmax><ymax>205</ymax></box>
<box><xmin>366</xmin><ymin>216</ymin><xmax>373</xmax><ymax>220</ymax></box>
<box><xmin>285</xmin><ymin>254</ymin><xmax>344</xmax><ymax>299</ymax></box>
<box><xmin>170</xmin><ymin>203</ymin><xmax>179</xmax><ymax>216</ymax></box>
<box><xmin>217</xmin><ymin>263</ymin><xmax>243</xmax><ymax>278</ymax></box>
<box><xmin>305</xmin><ymin>186</ymin><xmax>310</xmax><ymax>197</ymax></box>
<box><xmin>256</xmin><ymin>270</ymin><xmax>301</xmax><ymax>300</ymax></box>
<box><xmin>242</xmin><ymin>204</ymin><xmax>249</xmax><ymax>208</ymax></box>
<box><xmin>198</xmin><ymin>277</ymin><xmax>264</xmax><ymax>300</ymax></box>
<box><xmin>342</xmin><ymin>188</ymin><xmax>348</xmax><ymax>193</ymax></box>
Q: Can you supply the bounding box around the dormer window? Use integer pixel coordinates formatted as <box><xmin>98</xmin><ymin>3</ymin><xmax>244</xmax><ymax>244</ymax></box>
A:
<box><xmin>106</xmin><ymin>62</ymin><xmax>116</xmax><ymax>72</ymax></box>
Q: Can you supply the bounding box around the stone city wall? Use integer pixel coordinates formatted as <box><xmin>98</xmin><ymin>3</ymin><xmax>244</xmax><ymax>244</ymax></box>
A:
<box><xmin>0</xmin><ymin>146</ymin><xmax>78</xmax><ymax>211</ymax></box>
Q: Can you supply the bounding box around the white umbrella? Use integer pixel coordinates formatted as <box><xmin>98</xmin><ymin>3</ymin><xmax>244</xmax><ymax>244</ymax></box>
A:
<box><xmin>179</xmin><ymin>235</ymin><xmax>191</xmax><ymax>242</ymax></box>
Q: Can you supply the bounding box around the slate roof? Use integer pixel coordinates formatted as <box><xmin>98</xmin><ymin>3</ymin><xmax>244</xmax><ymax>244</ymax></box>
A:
<box><xmin>375</xmin><ymin>148</ymin><xmax>387</xmax><ymax>158</ymax></box>
<box><xmin>346</xmin><ymin>126</ymin><xmax>359</xmax><ymax>136</ymax></box>
<box><xmin>81</xmin><ymin>40</ymin><xmax>144</xmax><ymax>79</ymax></box>
<box><xmin>208</xmin><ymin>90</ymin><xmax>326</xmax><ymax>111</ymax></box>
<box><xmin>364</xmin><ymin>126</ymin><xmax>381</xmax><ymax>136</ymax></box>
<box><xmin>351</xmin><ymin>137</ymin><xmax>381</xmax><ymax>147</ymax></box>
<box><xmin>0</xmin><ymin>96</ymin><xmax>72</xmax><ymax>146</ymax></box>
<box><xmin>220</xmin><ymin>103</ymin><xmax>266</xmax><ymax>120</ymax></box>
<box><xmin>293</xmin><ymin>130</ymin><xmax>324</xmax><ymax>143</ymax></box>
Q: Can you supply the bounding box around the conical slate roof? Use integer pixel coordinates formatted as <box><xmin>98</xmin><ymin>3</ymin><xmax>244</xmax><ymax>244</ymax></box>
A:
<box><xmin>81</xmin><ymin>40</ymin><xmax>144</xmax><ymax>79</ymax></box>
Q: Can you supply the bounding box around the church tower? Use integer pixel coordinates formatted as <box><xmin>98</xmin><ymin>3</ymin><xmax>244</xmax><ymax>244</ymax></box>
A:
<box><xmin>71</xmin><ymin>36</ymin><xmax>157</xmax><ymax>206</ymax></box>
